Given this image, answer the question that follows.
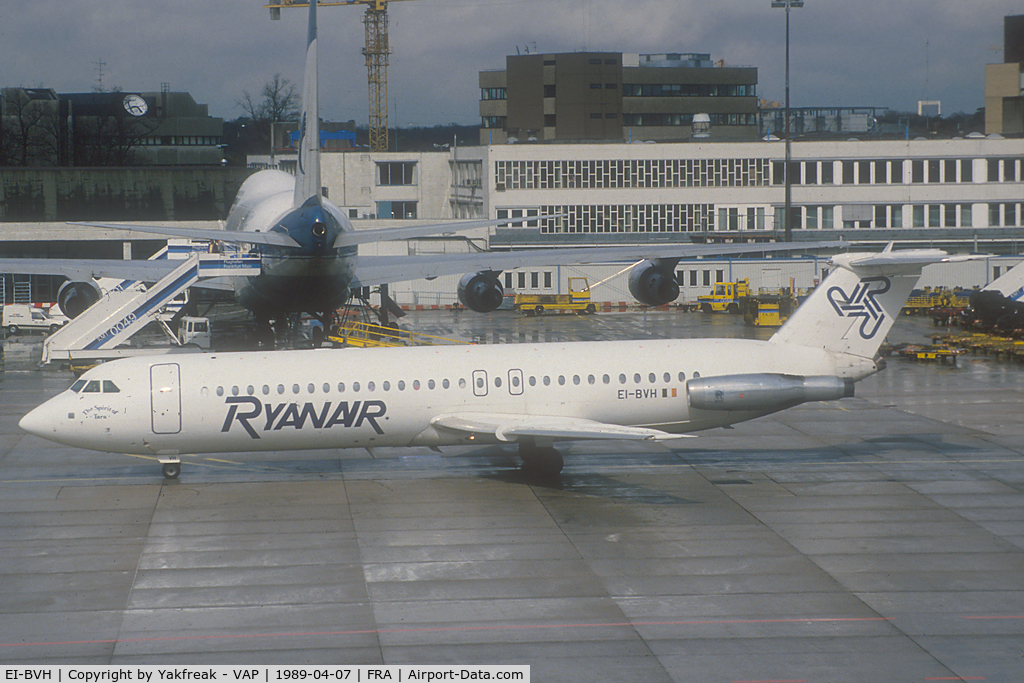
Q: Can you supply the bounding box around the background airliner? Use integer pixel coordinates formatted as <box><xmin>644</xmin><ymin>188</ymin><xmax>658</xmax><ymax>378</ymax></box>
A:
<box><xmin>19</xmin><ymin>245</ymin><xmax>976</xmax><ymax>479</ymax></box>
<box><xmin>0</xmin><ymin>0</ymin><xmax>839</xmax><ymax>345</ymax></box>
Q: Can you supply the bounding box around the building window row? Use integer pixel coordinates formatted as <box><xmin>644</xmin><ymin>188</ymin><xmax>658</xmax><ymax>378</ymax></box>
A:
<box><xmin>481</xmin><ymin>116</ymin><xmax>507</xmax><ymax>130</ymax></box>
<box><xmin>623</xmin><ymin>113</ymin><xmax>756</xmax><ymax>127</ymax></box>
<box><xmin>536</xmin><ymin>204</ymin><xmax>713</xmax><ymax>234</ymax></box>
<box><xmin>772</xmin><ymin>157</ymin><xmax>1023</xmax><ymax>185</ymax></box>
<box><xmin>377</xmin><ymin>161</ymin><xmax>416</xmax><ymax>186</ymax></box>
<box><xmin>495</xmin><ymin>158</ymin><xmax>769</xmax><ymax>191</ymax></box>
<box><xmin>481</xmin><ymin>88</ymin><xmax>506</xmax><ymax>101</ymax></box>
<box><xmin>770</xmin><ymin>203</ymin><xmax>1021</xmax><ymax>230</ymax></box>
<box><xmin>622</xmin><ymin>84</ymin><xmax>755</xmax><ymax>98</ymax></box>
<box><xmin>139</xmin><ymin>136</ymin><xmax>222</xmax><ymax>146</ymax></box>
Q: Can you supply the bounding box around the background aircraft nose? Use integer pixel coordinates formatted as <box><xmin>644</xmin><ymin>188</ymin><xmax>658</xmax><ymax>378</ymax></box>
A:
<box><xmin>19</xmin><ymin>403</ymin><xmax>55</xmax><ymax>438</ymax></box>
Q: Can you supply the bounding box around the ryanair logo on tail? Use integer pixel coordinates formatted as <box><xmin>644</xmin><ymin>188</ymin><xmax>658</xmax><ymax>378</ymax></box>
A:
<box><xmin>827</xmin><ymin>276</ymin><xmax>891</xmax><ymax>339</ymax></box>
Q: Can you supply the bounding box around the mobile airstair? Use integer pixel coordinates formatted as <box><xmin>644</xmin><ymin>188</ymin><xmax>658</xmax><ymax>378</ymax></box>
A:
<box><xmin>42</xmin><ymin>253</ymin><xmax>260</xmax><ymax>365</ymax></box>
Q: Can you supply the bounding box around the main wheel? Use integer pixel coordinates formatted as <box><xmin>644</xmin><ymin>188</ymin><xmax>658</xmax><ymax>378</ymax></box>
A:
<box><xmin>585</xmin><ymin>303</ymin><xmax>596</xmax><ymax>314</ymax></box>
<box><xmin>519</xmin><ymin>445</ymin><xmax>564</xmax><ymax>476</ymax></box>
<box><xmin>161</xmin><ymin>462</ymin><xmax>181</xmax><ymax>480</ymax></box>
<box><xmin>534</xmin><ymin>305</ymin><xmax>544</xmax><ymax>316</ymax></box>
<box><xmin>7</xmin><ymin>325</ymin><xmax>18</xmax><ymax>335</ymax></box>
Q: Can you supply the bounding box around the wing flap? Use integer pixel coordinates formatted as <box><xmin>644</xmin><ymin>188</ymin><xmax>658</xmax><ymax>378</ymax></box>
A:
<box><xmin>430</xmin><ymin>412</ymin><xmax>688</xmax><ymax>443</ymax></box>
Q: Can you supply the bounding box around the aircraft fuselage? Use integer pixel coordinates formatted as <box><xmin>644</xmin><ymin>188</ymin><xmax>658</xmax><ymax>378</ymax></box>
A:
<box><xmin>18</xmin><ymin>338</ymin><xmax>870</xmax><ymax>457</ymax></box>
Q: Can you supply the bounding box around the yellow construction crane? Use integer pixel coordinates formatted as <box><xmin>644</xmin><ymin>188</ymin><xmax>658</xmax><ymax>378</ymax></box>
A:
<box><xmin>264</xmin><ymin>0</ymin><xmax>417</xmax><ymax>152</ymax></box>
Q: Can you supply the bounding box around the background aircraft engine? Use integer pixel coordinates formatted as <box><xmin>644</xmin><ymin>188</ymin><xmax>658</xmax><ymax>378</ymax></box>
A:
<box><xmin>628</xmin><ymin>260</ymin><xmax>680</xmax><ymax>306</ymax></box>
<box><xmin>458</xmin><ymin>271</ymin><xmax>505</xmax><ymax>312</ymax></box>
<box><xmin>688</xmin><ymin>374</ymin><xmax>853</xmax><ymax>412</ymax></box>
<box><xmin>57</xmin><ymin>280</ymin><xmax>103</xmax><ymax>319</ymax></box>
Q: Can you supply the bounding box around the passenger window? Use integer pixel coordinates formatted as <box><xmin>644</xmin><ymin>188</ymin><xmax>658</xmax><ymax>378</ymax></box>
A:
<box><xmin>426</xmin><ymin>380</ymin><xmax>434</xmax><ymax>390</ymax></box>
<box><xmin>278</xmin><ymin>384</ymin><xmax>285</xmax><ymax>395</ymax></box>
<box><xmin>247</xmin><ymin>385</ymin><xmax>255</xmax><ymax>395</ymax></box>
<box><xmin>83</xmin><ymin>381</ymin><xmax>101</xmax><ymax>393</ymax></box>
<box><xmin>368</xmin><ymin>382</ymin><xmax>376</xmax><ymax>392</ymax></box>
<box><xmin>262</xmin><ymin>385</ymin><xmax>270</xmax><ymax>395</ymax></box>
<box><xmin>528</xmin><ymin>376</ymin><xmax>536</xmax><ymax>386</ymax></box>
<box><xmin>619</xmin><ymin>374</ymin><xmax>626</xmax><ymax>384</ymax></box>
<box><xmin>558</xmin><ymin>376</ymin><xmax>566</xmax><ymax>386</ymax></box>
<box><xmin>633</xmin><ymin>374</ymin><xmax>641</xmax><ymax>384</ymax></box>
<box><xmin>543</xmin><ymin>376</ymin><xmax>551</xmax><ymax>386</ymax></box>
<box><xmin>353</xmin><ymin>382</ymin><xmax>361</xmax><ymax>392</ymax></box>
<box><xmin>573</xmin><ymin>375</ymin><xmax>580</xmax><ymax>385</ymax></box>
<box><xmin>588</xmin><ymin>375</ymin><xmax>595</xmax><ymax>385</ymax></box>
<box><xmin>443</xmin><ymin>379</ymin><xmax>451</xmax><ymax>389</ymax></box>
<box><xmin>678</xmin><ymin>372</ymin><xmax>685</xmax><ymax>382</ymax></box>
<box><xmin>663</xmin><ymin>373</ymin><xmax>671</xmax><ymax>383</ymax></box>
<box><xmin>292</xmin><ymin>384</ymin><xmax>300</xmax><ymax>394</ymax></box>
<box><xmin>216</xmin><ymin>386</ymin><xmax>224</xmax><ymax>397</ymax></box>
<box><xmin>71</xmin><ymin>380</ymin><xmax>87</xmax><ymax>393</ymax></box>
<box><xmin>648</xmin><ymin>373</ymin><xmax>656</xmax><ymax>383</ymax></box>
<box><xmin>338</xmin><ymin>382</ymin><xmax>345</xmax><ymax>393</ymax></box>
<box><xmin>323</xmin><ymin>383</ymin><xmax>330</xmax><ymax>394</ymax></box>
<box><xmin>603</xmin><ymin>374</ymin><xmax>610</xmax><ymax>384</ymax></box>
<box><xmin>399</xmin><ymin>381</ymin><xmax>406</xmax><ymax>391</ymax></box>
<box><xmin>458</xmin><ymin>378</ymin><xmax>466</xmax><ymax>389</ymax></box>
<box><xmin>383</xmin><ymin>381</ymin><xmax>391</xmax><ymax>391</ymax></box>
<box><xmin>307</xmin><ymin>383</ymin><xmax>315</xmax><ymax>394</ymax></box>
<box><xmin>495</xmin><ymin>377</ymin><xmax>502</xmax><ymax>388</ymax></box>
<box><xmin>231</xmin><ymin>386</ymin><xmax>239</xmax><ymax>396</ymax></box>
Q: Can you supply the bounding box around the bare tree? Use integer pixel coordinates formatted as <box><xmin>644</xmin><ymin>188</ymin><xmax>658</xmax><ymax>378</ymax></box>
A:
<box><xmin>1</xmin><ymin>88</ymin><xmax>60</xmax><ymax>166</ymax></box>
<box><xmin>237</xmin><ymin>74</ymin><xmax>300</xmax><ymax>152</ymax></box>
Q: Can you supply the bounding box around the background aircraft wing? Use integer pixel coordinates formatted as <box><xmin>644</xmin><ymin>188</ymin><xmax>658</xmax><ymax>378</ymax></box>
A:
<box><xmin>0</xmin><ymin>257</ymin><xmax>180</xmax><ymax>282</ymax></box>
<box><xmin>351</xmin><ymin>240</ymin><xmax>845</xmax><ymax>287</ymax></box>
<box><xmin>69</xmin><ymin>222</ymin><xmax>301</xmax><ymax>248</ymax></box>
<box><xmin>431</xmin><ymin>412</ymin><xmax>690</xmax><ymax>443</ymax></box>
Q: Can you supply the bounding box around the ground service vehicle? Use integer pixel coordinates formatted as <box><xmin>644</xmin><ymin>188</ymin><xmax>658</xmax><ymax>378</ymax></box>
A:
<box><xmin>698</xmin><ymin>279</ymin><xmax>751</xmax><ymax>313</ymax></box>
<box><xmin>514</xmin><ymin>277</ymin><xmax>596</xmax><ymax>315</ymax></box>
<box><xmin>3</xmin><ymin>304</ymin><xmax>70</xmax><ymax>335</ymax></box>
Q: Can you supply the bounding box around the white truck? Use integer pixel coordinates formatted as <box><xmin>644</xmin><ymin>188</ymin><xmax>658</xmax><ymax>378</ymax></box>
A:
<box><xmin>3</xmin><ymin>304</ymin><xmax>70</xmax><ymax>335</ymax></box>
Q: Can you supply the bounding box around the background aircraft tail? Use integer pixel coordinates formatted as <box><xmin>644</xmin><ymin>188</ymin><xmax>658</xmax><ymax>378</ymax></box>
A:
<box><xmin>293</xmin><ymin>0</ymin><xmax>321</xmax><ymax>207</ymax></box>
<box><xmin>771</xmin><ymin>247</ymin><xmax>968</xmax><ymax>359</ymax></box>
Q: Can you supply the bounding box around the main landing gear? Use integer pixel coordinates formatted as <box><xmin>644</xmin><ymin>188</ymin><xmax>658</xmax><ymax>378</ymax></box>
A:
<box><xmin>518</xmin><ymin>442</ymin><xmax>564</xmax><ymax>476</ymax></box>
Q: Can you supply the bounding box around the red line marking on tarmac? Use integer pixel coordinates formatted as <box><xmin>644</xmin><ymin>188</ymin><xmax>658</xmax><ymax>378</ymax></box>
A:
<box><xmin>0</xmin><ymin>616</ymin><xmax>894</xmax><ymax>649</ymax></box>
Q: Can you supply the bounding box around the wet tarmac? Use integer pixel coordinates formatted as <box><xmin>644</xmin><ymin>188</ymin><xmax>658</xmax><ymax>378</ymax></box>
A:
<box><xmin>2</xmin><ymin>310</ymin><xmax>1023</xmax><ymax>681</ymax></box>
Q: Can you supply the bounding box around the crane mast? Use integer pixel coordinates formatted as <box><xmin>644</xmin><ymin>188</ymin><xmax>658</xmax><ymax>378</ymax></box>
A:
<box><xmin>266</xmin><ymin>0</ymin><xmax>414</xmax><ymax>152</ymax></box>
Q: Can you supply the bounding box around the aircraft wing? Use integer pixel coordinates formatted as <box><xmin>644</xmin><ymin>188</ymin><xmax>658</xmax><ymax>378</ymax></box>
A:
<box><xmin>431</xmin><ymin>412</ymin><xmax>690</xmax><ymax>443</ymax></box>
<box><xmin>0</xmin><ymin>257</ymin><xmax>180</xmax><ymax>282</ymax></box>
<box><xmin>69</xmin><ymin>222</ymin><xmax>301</xmax><ymax>248</ymax></box>
<box><xmin>352</xmin><ymin>240</ymin><xmax>846</xmax><ymax>287</ymax></box>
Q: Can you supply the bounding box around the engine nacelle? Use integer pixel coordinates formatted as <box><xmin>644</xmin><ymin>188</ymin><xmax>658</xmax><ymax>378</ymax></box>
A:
<box><xmin>688</xmin><ymin>374</ymin><xmax>853</xmax><ymax>412</ymax></box>
<box><xmin>57</xmin><ymin>280</ymin><xmax>103</xmax><ymax>319</ymax></box>
<box><xmin>628</xmin><ymin>260</ymin><xmax>679</xmax><ymax>306</ymax></box>
<box><xmin>458</xmin><ymin>271</ymin><xmax>504</xmax><ymax>312</ymax></box>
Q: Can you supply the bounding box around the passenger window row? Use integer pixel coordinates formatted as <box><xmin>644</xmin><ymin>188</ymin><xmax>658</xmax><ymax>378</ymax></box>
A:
<box><xmin>205</xmin><ymin>371</ymin><xmax>692</xmax><ymax>398</ymax></box>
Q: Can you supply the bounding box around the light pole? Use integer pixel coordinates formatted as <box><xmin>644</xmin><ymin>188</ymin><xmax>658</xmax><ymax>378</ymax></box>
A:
<box><xmin>772</xmin><ymin>0</ymin><xmax>802</xmax><ymax>242</ymax></box>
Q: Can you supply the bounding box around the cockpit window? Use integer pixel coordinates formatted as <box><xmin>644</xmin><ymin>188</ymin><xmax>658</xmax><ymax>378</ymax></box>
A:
<box><xmin>102</xmin><ymin>380</ymin><xmax>120</xmax><ymax>393</ymax></box>
<box><xmin>70</xmin><ymin>379</ymin><xmax>87</xmax><ymax>393</ymax></box>
<box><xmin>82</xmin><ymin>380</ymin><xmax>101</xmax><ymax>393</ymax></box>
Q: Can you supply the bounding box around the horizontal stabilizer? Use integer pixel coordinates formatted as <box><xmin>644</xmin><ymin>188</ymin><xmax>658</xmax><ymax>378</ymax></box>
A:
<box><xmin>431</xmin><ymin>412</ymin><xmax>689</xmax><ymax>443</ymax></box>
<box><xmin>69</xmin><ymin>221</ymin><xmax>301</xmax><ymax>248</ymax></box>
<box><xmin>333</xmin><ymin>214</ymin><xmax>566</xmax><ymax>248</ymax></box>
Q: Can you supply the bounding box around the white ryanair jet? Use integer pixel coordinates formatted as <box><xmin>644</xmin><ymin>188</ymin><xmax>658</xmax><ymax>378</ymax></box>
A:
<box><xmin>0</xmin><ymin>0</ymin><xmax>839</xmax><ymax>344</ymax></box>
<box><xmin>19</xmin><ymin>245</ymin><xmax>976</xmax><ymax>479</ymax></box>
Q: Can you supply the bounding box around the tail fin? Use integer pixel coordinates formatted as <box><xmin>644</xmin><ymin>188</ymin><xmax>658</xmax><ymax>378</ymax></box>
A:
<box><xmin>772</xmin><ymin>247</ymin><xmax>967</xmax><ymax>358</ymax></box>
<box><xmin>294</xmin><ymin>0</ymin><xmax>321</xmax><ymax>206</ymax></box>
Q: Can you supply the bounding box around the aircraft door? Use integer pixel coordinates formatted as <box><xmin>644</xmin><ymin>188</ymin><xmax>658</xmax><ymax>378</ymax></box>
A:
<box><xmin>508</xmin><ymin>369</ymin><xmax>524</xmax><ymax>396</ymax></box>
<box><xmin>150</xmin><ymin>363</ymin><xmax>182</xmax><ymax>434</ymax></box>
<box><xmin>472</xmin><ymin>370</ymin><xmax>488</xmax><ymax>397</ymax></box>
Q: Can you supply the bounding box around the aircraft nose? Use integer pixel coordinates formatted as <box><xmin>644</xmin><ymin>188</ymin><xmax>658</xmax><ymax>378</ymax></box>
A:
<box><xmin>19</xmin><ymin>401</ymin><xmax>55</xmax><ymax>438</ymax></box>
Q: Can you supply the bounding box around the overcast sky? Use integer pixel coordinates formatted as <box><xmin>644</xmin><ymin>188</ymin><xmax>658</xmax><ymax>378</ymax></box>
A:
<box><xmin>2</xmin><ymin>0</ymin><xmax>1019</xmax><ymax>126</ymax></box>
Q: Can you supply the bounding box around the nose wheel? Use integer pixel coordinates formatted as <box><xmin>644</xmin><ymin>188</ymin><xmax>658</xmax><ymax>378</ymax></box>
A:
<box><xmin>159</xmin><ymin>457</ymin><xmax>181</xmax><ymax>480</ymax></box>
